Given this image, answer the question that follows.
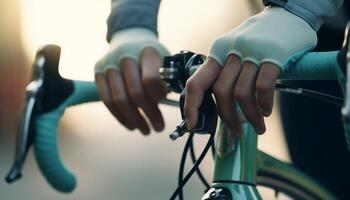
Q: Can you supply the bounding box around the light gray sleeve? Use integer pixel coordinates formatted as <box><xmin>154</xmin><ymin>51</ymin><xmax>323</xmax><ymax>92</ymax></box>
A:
<box><xmin>285</xmin><ymin>0</ymin><xmax>343</xmax><ymax>31</ymax></box>
<box><xmin>106</xmin><ymin>0</ymin><xmax>161</xmax><ymax>42</ymax></box>
<box><xmin>262</xmin><ymin>0</ymin><xmax>343</xmax><ymax>31</ymax></box>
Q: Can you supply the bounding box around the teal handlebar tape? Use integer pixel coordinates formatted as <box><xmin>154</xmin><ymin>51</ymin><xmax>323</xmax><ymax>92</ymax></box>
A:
<box><xmin>280</xmin><ymin>51</ymin><xmax>339</xmax><ymax>80</ymax></box>
<box><xmin>33</xmin><ymin>51</ymin><xmax>340</xmax><ymax>192</ymax></box>
<box><xmin>33</xmin><ymin>80</ymin><xmax>99</xmax><ymax>192</ymax></box>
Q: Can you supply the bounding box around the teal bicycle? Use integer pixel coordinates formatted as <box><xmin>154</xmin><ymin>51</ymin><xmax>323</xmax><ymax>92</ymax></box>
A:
<box><xmin>5</xmin><ymin>24</ymin><xmax>350</xmax><ymax>199</ymax></box>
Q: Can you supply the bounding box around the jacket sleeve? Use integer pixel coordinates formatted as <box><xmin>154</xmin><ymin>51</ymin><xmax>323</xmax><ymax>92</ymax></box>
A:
<box><xmin>106</xmin><ymin>0</ymin><xmax>161</xmax><ymax>42</ymax></box>
<box><xmin>263</xmin><ymin>0</ymin><xmax>344</xmax><ymax>31</ymax></box>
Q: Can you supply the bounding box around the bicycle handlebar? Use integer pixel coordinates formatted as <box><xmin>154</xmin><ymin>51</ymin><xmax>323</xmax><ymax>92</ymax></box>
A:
<box><xmin>280</xmin><ymin>51</ymin><xmax>340</xmax><ymax>80</ymax></box>
<box><xmin>33</xmin><ymin>81</ymin><xmax>98</xmax><ymax>192</ymax></box>
<box><xmin>7</xmin><ymin>45</ymin><xmax>345</xmax><ymax>193</ymax></box>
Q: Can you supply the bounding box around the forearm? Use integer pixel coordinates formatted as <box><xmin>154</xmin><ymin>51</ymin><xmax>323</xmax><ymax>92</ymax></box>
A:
<box><xmin>107</xmin><ymin>0</ymin><xmax>161</xmax><ymax>42</ymax></box>
<box><xmin>263</xmin><ymin>0</ymin><xmax>344</xmax><ymax>31</ymax></box>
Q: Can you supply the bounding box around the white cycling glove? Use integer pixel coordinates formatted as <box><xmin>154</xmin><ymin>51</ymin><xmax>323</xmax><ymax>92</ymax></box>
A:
<box><xmin>208</xmin><ymin>6</ymin><xmax>318</xmax><ymax>70</ymax></box>
<box><xmin>95</xmin><ymin>28</ymin><xmax>170</xmax><ymax>73</ymax></box>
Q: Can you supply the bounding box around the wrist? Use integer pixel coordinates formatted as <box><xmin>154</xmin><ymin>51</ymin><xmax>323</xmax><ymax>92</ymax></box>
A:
<box><xmin>262</xmin><ymin>0</ymin><xmax>343</xmax><ymax>31</ymax></box>
<box><xmin>263</xmin><ymin>6</ymin><xmax>316</xmax><ymax>32</ymax></box>
<box><xmin>110</xmin><ymin>27</ymin><xmax>158</xmax><ymax>45</ymax></box>
<box><xmin>107</xmin><ymin>0</ymin><xmax>160</xmax><ymax>42</ymax></box>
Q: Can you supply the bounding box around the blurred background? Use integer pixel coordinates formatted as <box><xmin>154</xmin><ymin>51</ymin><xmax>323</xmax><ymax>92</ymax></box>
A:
<box><xmin>0</xmin><ymin>0</ymin><xmax>290</xmax><ymax>199</ymax></box>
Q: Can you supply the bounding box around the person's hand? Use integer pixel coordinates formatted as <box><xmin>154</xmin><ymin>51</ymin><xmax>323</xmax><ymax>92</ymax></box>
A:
<box><xmin>184</xmin><ymin>7</ymin><xmax>317</xmax><ymax>136</ymax></box>
<box><xmin>95</xmin><ymin>28</ymin><xmax>170</xmax><ymax>135</ymax></box>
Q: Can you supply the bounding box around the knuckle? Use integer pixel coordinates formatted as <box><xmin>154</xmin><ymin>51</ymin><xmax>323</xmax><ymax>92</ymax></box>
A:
<box><xmin>120</xmin><ymin>57</ymin><xmax>135</xmax><ymax>67</ymax></box>
<box><xmin>105</xmin><ymin>53</ymin><xmax>119</xmax><ymax>66</ymax></box>
<box><xmin>234</xmin><ymin>33</ymin><xmax>258</xmax><ymax>48</ymax></box>
<box><xmin>255</xmin><ymin>81</ymin><xmax>271</xmax><ymax>93</ymax></box>
<box><xmin>234</xmin><ymin>88</ymin><xmax>249</xmax><ymax>101</ymax></box>
<box><xmin>128</xmin><ymin>88</ymin><xmax>145</xmax><ymax>102</ymax></box>
<box><xmin>111</xmin><ymin>95</ymin><xmax>127</xmax><ymax>106</ymax></box>
<box><xmin>141</xmin><ymin>47</ymin><xmax>159</xmax><ymax>56</ymax></box>
<box><xmin>142</xmin><ymin>74</ymin><xmax>160</xmax><ymax>87</ymax></box>
<box><xmin>105</xmin><ymin>68</ymin><xmax>118</xmax><ymax>77</ymax></box>
<box><xmin>234</xmin><ymin>34</ymin><xmax>250</xmax><ymax>46</ymax></box>
<box><xmin>183</xmin><ymin>105</ymin><xmax>192</xmax><ymax>118</ymax></box>
<box><xmin>210</xmin><ymin>36</ymin><xmax>231</xmax><ymax>55</ymax></box>
<box><xmin>234</xmin><ymin>34</ymin><xmax>264</xmax><ymax>53</ymax></box>
<box><xmin>116</xmin><ymin>44</ymin><xmax>140</xmax><ymax>63</ymax></box>
<box><xmin>185</xmin><ymin>78</ymin><xmax>201</xmax><ymax>93</ymax></box>
<box><xmin>208</xmin><ymin>35</ymin><xmax>234</xmax><ymax>66</ymax></box>
<box><xmin>226</xmin><ymin>54</ymin><xmax>241</xmax><ymax>64</ymax></box>
<box><xmin>213</xmin><ymin>83</ymin><xmax>226</xmax><ymax>99</ymax></box>
<box><xmin>117</xmin><ymin>42</ymin><xmax>133</xmax><ymax>53</ymax></box>
<box><xmin>94</xmin><ymin>59</ymin><xmax>106</xmax><ymax>73</ymax></box>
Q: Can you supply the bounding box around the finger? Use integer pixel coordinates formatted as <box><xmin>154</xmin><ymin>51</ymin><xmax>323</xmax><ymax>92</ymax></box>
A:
<box><xmin>234</xmin><ymin>62</ymin><xmax>266</xmax><ymax>134</ymax></box>
<box><xmin>95</xmin><ymin>73</ymin><xmax>134</xmax><ymax>130</ymax></box>
<box><xmin>184</xmin><ymin>58</ymin><xmax>221</xmax><ymax>129</ymax></box>
<box><xmin>256</xmin><ymin>63</ymin><xmax>281</xmax><ymax>117</ymax></box>
<box><xmin>121</xmin><ymin>58</ymin><xmax>165</xmax><ymax>132</ymax></box>
<box><xmin>106</xmin><ymin>68</ymin><xmax>151</xmax><ymax>135</ymax></box>
<box><xmin>106</xmin><ymin>69</ymin><xmax>149</xmax><ymax>132</ymax></box>
<box><xmin>140</xmin><ymin>47</ymin><xmax>168</xmax><ymax>101</ymax></box>
<box><xmin>212</xmin><ymin>54</ymin><xmax>243</xmax><ymax>136</ymax></box>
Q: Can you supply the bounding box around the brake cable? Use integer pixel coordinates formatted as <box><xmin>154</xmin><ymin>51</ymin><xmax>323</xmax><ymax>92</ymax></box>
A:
<box><xmin>174</xmin><ymin>84</ymin><xmax>343</xmax><ymax>200</ymax></box>
<box><xmin>189</xmin><ymin>139</ymin><xmax>211</xmax><ymax>190</ymax></box>
<box><xmin>276</xmin><ymin>83</ymin><xmax>343</xmax><ymax>106</ymax></box>
<box><xmin>178</xmin><ymin>132</ymin><xmax>194</xmax><ymax>200</ymax></box>
<box><xmin>170</xmin><ymin>132</ymin><xmax>215</xmax><ymax>200</ymax></box>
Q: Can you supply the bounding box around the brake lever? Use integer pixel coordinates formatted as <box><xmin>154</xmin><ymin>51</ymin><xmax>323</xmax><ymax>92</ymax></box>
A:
<box><xmin>170</xmin><ymin>90</ymin><xmax>218</xmax><ymax>140</ymax></box>
<box><xmin>160</xmin><ymin>51</ymin><xmax>218</xmax><ymax>140</ymax></box>
<box><xmin>6</xmin><ymin>55</ymin><xmax>45</xmax><ymax>182</ymax></box>
<box><xmin>341</xmin><ymin>22</ymin><xmax>350</xmax><ymax>122</ymax></box>
<box><xmin>6</xmin><ymin>45</ymin><xmax>72</xmax><ymax>184</ymax></box>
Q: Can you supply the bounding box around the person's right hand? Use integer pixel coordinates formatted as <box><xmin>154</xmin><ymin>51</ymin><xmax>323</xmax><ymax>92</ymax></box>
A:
<box><xmin>183</xmin><ymin>7</ymin><xmax>317</xmax><ymax>136</ymax></box>
<box><xmin>95</xmin><ymin>28</ymin><xmax>170</xmax><ymax>135</ymax></box>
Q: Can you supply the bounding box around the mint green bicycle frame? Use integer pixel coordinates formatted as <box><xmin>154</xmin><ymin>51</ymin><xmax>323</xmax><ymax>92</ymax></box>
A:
<box><xmin>211</xmin><ymin>121</ymin><xmax>337</xmax><ymax>199</ymax></box>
